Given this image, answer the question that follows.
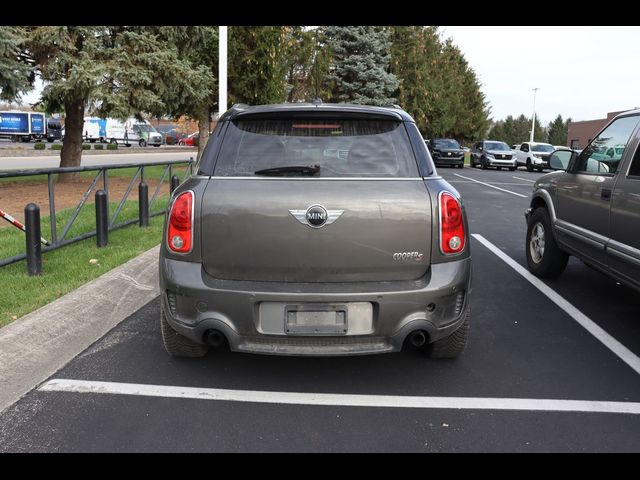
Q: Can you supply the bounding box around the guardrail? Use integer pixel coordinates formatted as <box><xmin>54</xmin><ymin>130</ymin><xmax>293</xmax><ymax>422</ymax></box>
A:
<box><xmin>0</xmin><ymin>159</ymin><xmax>193</xmax><ymax>272</ymax></box>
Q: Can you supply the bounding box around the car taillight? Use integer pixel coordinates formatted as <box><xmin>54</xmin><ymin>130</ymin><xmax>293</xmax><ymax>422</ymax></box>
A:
<box><xmin>440</xmin><ymin>192</ymin><xmax>465</xmax><ymax>254</ymax></box>
<box><xmin>167</xmin><ymin>191</ymin><xmax>193</xmax><ymax>253</ymax></box>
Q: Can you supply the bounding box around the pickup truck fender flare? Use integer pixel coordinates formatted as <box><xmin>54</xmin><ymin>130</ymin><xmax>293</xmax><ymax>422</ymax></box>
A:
<box><xmin>530</xmin><ymin>189</ymin><xmax>557</xmax><ymax>223</ymax></box>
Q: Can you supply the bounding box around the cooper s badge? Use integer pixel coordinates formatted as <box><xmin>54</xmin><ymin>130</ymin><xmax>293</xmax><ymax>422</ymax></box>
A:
<box><xmin>289</xmin><ymin>205</ymin><xmax>344</xmax><ymax>228</ymax></box>
<box><xmin>393</xmin><ymin>251</ymin><xmax>424</xmax><ymax>261</ymax></box>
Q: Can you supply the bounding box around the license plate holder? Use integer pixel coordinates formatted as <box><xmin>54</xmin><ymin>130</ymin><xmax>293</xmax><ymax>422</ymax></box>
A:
<box><xmin>285</xmin><ymin>304</ymin><xmax>348</xmax><ymax>335</ymax></box>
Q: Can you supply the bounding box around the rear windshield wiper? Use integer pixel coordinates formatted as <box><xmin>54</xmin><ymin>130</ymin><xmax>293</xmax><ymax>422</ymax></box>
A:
<box><xmin>254</xmin><ymin>165</ymin><xmax>320</xmax><ymax>176</ymax></box>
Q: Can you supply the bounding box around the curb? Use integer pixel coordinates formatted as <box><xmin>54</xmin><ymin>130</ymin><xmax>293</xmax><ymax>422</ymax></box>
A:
<box><xmin>0</xmin><ymin>245</ymin><xmax>160</xmax><ymax>414</ymax></box>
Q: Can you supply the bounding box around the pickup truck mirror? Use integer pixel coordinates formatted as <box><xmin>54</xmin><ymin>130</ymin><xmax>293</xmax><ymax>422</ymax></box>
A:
<box><xmin>549</xmin><ymin>149</ymin><xmax>573</xmax><ymax>171</ymax></box>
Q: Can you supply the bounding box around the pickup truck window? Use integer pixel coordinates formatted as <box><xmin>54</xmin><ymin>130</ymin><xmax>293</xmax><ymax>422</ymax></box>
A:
<box><xmin>629</xmin><ymin>145</ymin><xmax>640</xmax><ymax>177</ymax></box>
<box><xmin>575</xmin><ymin>115</ymin><xmax>640</xmax><ymax>175</ymax></box>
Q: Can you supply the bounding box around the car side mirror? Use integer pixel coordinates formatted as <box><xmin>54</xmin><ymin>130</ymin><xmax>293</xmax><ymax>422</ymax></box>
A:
<box><xmin>549</xmin><ymin>149</ymin><xmax>574</xmax><ymax>171</ymax></box>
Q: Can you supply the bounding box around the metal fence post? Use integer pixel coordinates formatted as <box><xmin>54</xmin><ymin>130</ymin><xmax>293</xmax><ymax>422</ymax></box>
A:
<box><xmin>139</xmin><ymin>181</ymin><xmax>149</xmax><ymax>227</ymax></box>
<box><xmin>25</xmin><ymin>203</ymin><xmax>42</xmax><ymax>276</ymax></box>
<box><xmin>95</xmin><ymin>189</ymin><xmax>108</xmax><ymax>247</ymax></box>
<box><xmin>170</xmin><ymin>175</ymin><xmax>180</xmax><ymax>194</ymax></box>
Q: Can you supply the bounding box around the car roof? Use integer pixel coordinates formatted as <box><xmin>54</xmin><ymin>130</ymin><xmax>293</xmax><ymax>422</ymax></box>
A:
<box><xmin>218</xmin><ymin>102</ymin><xmax>413</xmax><ymax>122</ymax></box>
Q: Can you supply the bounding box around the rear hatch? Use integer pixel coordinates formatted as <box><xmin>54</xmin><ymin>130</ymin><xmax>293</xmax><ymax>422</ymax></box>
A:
<box><xmin>200</xmin><ymin>115</ymin><xmax>432</xmax><ymax>282</ymax></box>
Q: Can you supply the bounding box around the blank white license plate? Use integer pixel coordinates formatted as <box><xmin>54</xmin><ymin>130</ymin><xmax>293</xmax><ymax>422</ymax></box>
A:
<box><xmin>285</xmin><ymin>305</ymin><xmax>347</xmax><ymax>335</ymax></box>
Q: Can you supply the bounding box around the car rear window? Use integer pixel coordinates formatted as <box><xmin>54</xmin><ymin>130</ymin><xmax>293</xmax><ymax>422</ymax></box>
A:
<box><xmin>213</xmin><ymin>118</ymin><xmax>420</xmax><ymax>178</ymax></box>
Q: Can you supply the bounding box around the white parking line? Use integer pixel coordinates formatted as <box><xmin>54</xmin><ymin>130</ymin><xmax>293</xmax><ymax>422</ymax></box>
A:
<box><xmin>38</xmin><ymin>379</ymin><xmax>640</xmax><ymax>415</ymax></box>
<box><xmin>453</xmin><ymin>173</ymin><xmax>528</xmax><ymax>198</ymax></box>
<box><xmin>512</xmin><ymin>176</ymin><xmax>537</xmax><ymax>183</ymax></box>
<box><xmin>449</xmin><ymin>181</ymin><xmax>535</xmax><ymax>186</ymax></box>
<box><xmin>472</xmin><ymin>234</ymin><xmax>640</xmax><ymax>376</ymax></box>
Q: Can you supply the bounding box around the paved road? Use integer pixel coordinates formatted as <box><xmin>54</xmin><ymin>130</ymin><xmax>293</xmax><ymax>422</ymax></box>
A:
<box><xmin>1</xmin><ymin>165</ymin><xmax>639</xmax><ymax>452</ymax></box>
<box><xmin>0</xmin><ymin>151</ymin><xmax>195</xmax><ymax>171</ymax></box>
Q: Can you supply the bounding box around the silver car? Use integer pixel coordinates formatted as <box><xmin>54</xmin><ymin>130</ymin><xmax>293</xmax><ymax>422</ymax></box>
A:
<box><xmin>159</xmin><ymin>103</ymin><xmax>472</xmax><ymax>358</ymax></box>
<box><xmin>525</xmin><ymin>110</ymin><xmax>640</xmax><ymax>292</ymax></box>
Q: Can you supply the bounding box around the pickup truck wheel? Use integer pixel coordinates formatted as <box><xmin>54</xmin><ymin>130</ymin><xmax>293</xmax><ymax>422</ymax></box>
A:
<box><xmin>526</xmin><ymin>207</ymin><xmax>568</xmax><ymax>278</ymax></box>
<box><xmin>160</xmin><ymin>302</ymin><xmax>209</xmax><ymax>357</ymax></box>
<box><xmin>526</xmin><ymin>158</ymin><xmax>533</xmax><ymax>172</ymax></box>
<box><xmin>425</xmin><ymin>307</ymin><xmax>470</xmax><ymax>359</ymax></box>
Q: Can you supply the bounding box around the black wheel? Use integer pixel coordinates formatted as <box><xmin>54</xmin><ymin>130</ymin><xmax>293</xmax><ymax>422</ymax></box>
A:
<box><xmin>425</xmin><ymin>307</ymin><xmax>470</xmax><ymax>359</ymax></box>
<box><xmin>526</xmin><ymin>207</ymin><xmax>569</xmax><ymax>278</ymax></box>
<box><xmin>526</xmin><ymin>158</ymin><xmax>533</xmax><ymax>172</ymax></box>
<box><xmin>139</xmin><ymin>139</ymin><xmax>147</xmax><ymax>147</ymax></box>
<box><xmin>47</xmin><ymin>139</ymin><xmax>54</xmax><ymax>143</ymax></box>
<box><xmin>536</xmin><ymin>167</ymin><xmax>543</xmax><ymax>172</ymax></box>
<box><xmin>509</xmin><ymin>167</ymin><xmax>516</xmax><ymax>171</ymax></box>
<box><xmin>497</xmin><ymin>166</ymin><xmax>502</xmax><ymax>170</ymax></box>
<box><xmin>481</xmin><ymin>157</ymin><xmax>488</xmax><ymax>169</ymax></box>
<box><xmin>160</xmin><ymin>301</ymin><xmax>209</xmax><ymax>357</ymax></box>
<box><xmin>153</xmin><ymin>144</ymin><xmax>161</xmax><ymax>147</ymax></box>
<box><xmin>89</xmin><ymin>139</ymin><xmax>96</xmax><ymax>143</ymax></box>
<box><xmin>458</xmin><ymin>163</ymin><xmax>464</xmax><ymax>169</ymax></box>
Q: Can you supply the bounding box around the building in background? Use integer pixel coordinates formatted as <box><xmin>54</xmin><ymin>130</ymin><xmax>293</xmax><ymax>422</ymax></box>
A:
<box><xmin>567</xmin><ymin>110</ymin><xmax>632</xmax><ymax>150</ymax></box>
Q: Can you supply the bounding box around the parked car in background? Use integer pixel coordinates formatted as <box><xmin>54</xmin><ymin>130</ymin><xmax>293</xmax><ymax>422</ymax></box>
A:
<box><xmin>514</xmin><ymin>142</ymin><xmax>555</xmax><ymax>172</ymax></box>
<box><xmin>159</xmin><ymin>102</ymin><xmax>471</xmax><ymax>359</ymax></box>
<box><xmin>511</xmin><ymin>144</ymin><xmax>521</xmax><ymax>150</ymax></box>
<box><xmin>178</xmin><ymin>132</ymin><xmax>199</xmax><ymax>147</ymax></box>
<box><xmin>524</xmin><ymin>110</ymin><xmax>640</xmax><ymax>293</ymax></box>
<box><xmin>45</xmin><ymin>117</ymin><xmax>62</xmax><ymax>142</ymax></box>
<box><xmin>470</xmin><ymin>140</ymin><xmax>517</xmax><ymax>170</ymax></box>
<box><xmin>155</xmin><ymin>123</ymin><xmax>184</xmax><ymax>145</ymax></box>
<box><xmin>427</xmin><ymin>138</ymin><xmax>465</xmax><ymax>168</ymax></box>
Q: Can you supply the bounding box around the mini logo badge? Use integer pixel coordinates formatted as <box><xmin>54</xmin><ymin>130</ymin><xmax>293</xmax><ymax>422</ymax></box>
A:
<box><xmin>289</xmin><ymin>205</ymin><xmax>344</xmax><ymax>228</ymax></box>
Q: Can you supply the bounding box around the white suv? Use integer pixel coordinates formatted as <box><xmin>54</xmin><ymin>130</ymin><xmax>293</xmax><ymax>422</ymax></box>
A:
<box><xmin>515</xmin><ymin>142</ymin><xmax>555</xmax><ymax>172</ymax></box>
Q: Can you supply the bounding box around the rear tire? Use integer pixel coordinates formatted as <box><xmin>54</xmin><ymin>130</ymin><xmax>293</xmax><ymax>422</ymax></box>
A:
<box><xmin>160</xmin><ymin>302</ymin><xmax>209</xmax><ymax>357</ymax></box>
<box><xmin>526</xmin><ymin>207</ymin><xmax>569</xmax><ymax>278</ymax></box>
<box><xmin>425</xmin><ymin>308</ymin><xmax>470</xmax><ymax>359</ymax></box>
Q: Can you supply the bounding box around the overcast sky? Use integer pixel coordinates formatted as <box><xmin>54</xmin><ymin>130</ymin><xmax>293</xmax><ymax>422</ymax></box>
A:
<box><xmin>20</xmin><ymin>26</ymin><xmax>640</xmax><ymax>125</ymax></box>
<box><xmin>441</xmin><ymin>26</ymin><xmax>640</xmax><ymax>124</ymax></box>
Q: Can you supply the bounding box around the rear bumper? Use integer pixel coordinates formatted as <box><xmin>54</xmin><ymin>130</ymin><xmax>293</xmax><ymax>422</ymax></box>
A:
<box><xmin>159</xmin><ymin>256</ymin><xmax>472</xmax><ymax>356</ymax></box>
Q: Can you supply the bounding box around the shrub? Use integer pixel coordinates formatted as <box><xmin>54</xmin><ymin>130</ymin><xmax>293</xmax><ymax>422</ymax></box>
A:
<box><xmin>52</xmin><ymin>144</ymin><xmax>62</xmax><ymax>150</ymax></box>
<box><xmin>34</xmin><ymin>142</ymin><xmax>46</xmax><ymax>150</ymax></box>
<box><xmin>94</xmin><ymin>144</ymin><xmax>104</xmax><ymax>150</ymax></box>
<box><xmin>107</xmin><ymin>143</ymin><xmax>118</xmax><ymax>150</ymax></box>
<box><xmin>82</xmin><ymin>144</ymin><xmax>91</xmax><ymax>150</ymax></box>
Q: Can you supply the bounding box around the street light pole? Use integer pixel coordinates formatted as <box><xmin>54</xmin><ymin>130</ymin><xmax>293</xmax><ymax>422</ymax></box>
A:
<box><xmin>218</xmin><ymin>26</ymin><xmax>228</xmax><ymax>117</ymax></box>
<box><xmin>530</xmin><ymin>87</ymin><xmax>539</xmax><ymax>142</ymax></box>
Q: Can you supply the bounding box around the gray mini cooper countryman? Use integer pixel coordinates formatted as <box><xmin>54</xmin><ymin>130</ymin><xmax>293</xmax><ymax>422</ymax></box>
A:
<box><xmin>159</xmin><ymin>103</ymin><xmax>471</xmax><ymax>358</ymax></box>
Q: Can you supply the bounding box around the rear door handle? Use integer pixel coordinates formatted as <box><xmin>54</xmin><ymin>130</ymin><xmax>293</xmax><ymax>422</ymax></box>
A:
<box><xmin>601</xmin><ymin>188</ymin><xmax>612</xmax><ymax>201</ymax></box>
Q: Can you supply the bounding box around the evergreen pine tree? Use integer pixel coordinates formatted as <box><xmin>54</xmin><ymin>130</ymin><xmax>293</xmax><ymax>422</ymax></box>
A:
<box><xmin>323</xmin><ymin>26</ymin><xmax>399</xmax><ymax>106</ymax></box>
<box><xmin>547</xmin><ymin>114</ymin><xmax>571</xmax><ymax>146</ymax></box>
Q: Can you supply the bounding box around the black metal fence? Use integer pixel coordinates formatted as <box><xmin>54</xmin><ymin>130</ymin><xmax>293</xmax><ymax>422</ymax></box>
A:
<box><xmin>0</xmin><ymin>159</ymin><xmax>193</xmax><ymax>270</ymax></box>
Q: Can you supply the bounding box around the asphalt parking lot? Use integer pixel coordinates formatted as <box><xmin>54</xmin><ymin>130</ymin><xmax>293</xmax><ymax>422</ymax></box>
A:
<box><xmin>1</xmin><ymin>165</ymin><xmax>639</xmax><ymax>452</ymax></box>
